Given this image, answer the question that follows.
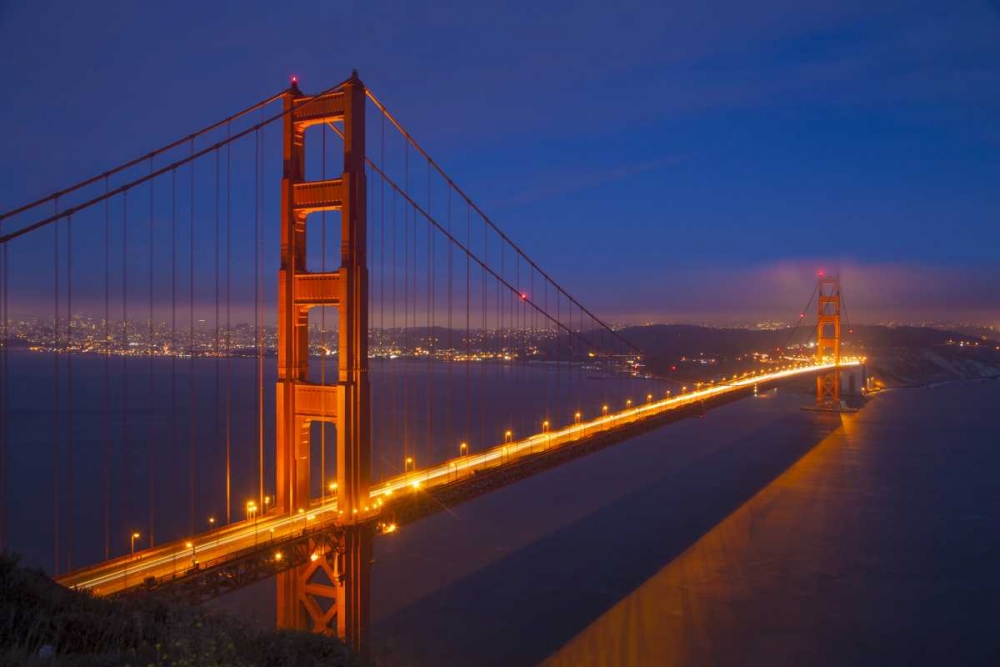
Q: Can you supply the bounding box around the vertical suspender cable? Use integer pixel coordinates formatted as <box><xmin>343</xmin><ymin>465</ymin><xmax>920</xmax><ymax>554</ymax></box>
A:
<box><xmin>426</xmin><ymin>167</ymin><xmax>432</xmax><ymax>467</ymax></box>
<box><xmin>189</xmin><ymin>139</ymin><xmax>196</xmax><ymax>537</ymax></box>
<box><xmin>148</xmin><ymin>159</ymin><xmax>155</xmax><ymax>547</ymax></box>
<box><xmin>122</xmin><ymin>190</ymin><xmax>130</xmax><ymax>551</ymax></box>
<box><xmin>402</xmin><ymin>144</ymin><xmax>409</xmax><ymax>467</ymax></box>
<box><xmin>465</xmin><ymin>202</ymin><xmax>471</xmax><ymax>449</ymax></box>
<box><xmin>379</xmin><ymin>114</ymin><xmax>386</xmax><ymax>483</ymax></box>
<box><xmin>66</xmin><ymin>212</ymin><xmax>73</xmax><ymax>569</ymax></box>
<box><xmin>52</xmin><ymin>203</ymin><xmax>60</xmax><ymax>574</ymax></box>
<box><xmin>171</xmin><ymin>169</ymin><xmax>179</xmax><ymax>536</ymax></box>
<box><xmin>256</xmin><ymin>124</ymin><xmax>264</xmax><ymax>506</ymax></box>
<box><xmin>103</xmin><ymin>181</ymin><xmax>111</xmax><ymax>560</ymax></box>
<box><xmin>214</xmin><ymin>148</ymin><xmax>221</xmax><ymax>526</ymax></box>
<box><xmin>225</xmin><ymin>126</ymin><xmax>232</xmax><ymax>525</ymax></box>
<box><xmin>447</xmin><ymin>187</ymin><xmax>453</xmax><ymax>455</ymax></box>
<box><xmin>480</xmin><ymin>221</ymin><xmax>487</xmax><ymax>451</ymax></box>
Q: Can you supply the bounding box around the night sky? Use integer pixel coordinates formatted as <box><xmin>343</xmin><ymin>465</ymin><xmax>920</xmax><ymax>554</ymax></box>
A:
<box><xmin>1</xmin><ymin>0</ymin><xmax>997</xmax><ymax>324</ymax></box>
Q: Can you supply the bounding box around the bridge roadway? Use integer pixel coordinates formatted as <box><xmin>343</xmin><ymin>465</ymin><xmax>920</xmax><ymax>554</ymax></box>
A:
<box><xmin>56</xmin><ymin>360</ymin><xmax>860</xmax><ymax>597</ymax></box>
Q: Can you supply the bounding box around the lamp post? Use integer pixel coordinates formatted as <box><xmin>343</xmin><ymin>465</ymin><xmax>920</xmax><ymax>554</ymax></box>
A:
<box><xmin>574</xmin><ymin>411</ymin><xmax>582</xmax><ymax>425</ymax></box>
<box><xmin>542</xmin><ymin>421</ymin><xmax>550</xmax><ymax>450</ymax></box>
<box><xmin>459</xmin><ymin>441</ymin><xmax>468</xmax><ymax>457</ymax></box>
<box><xmin>208</xmin><ymin>517</ymin><xmax>217</xmax><ymax>547</ymax></box>
<box><xmin>246</xmin><ymin>501</ymin><xmax>258</xmax><ymax>547</ymax></box>
<box><xmin>125</xmin><ymin>531</ymin><xmax>141</xmax><ymax>590</ymax></box>
<box><xmin>405</xmin><ymin>456</ymin><xmax>414</xmax><ymax>473</ymax></box>
<box><xmin>504</xmin><ymin>429</ymin><xmax>513</xmax><ymax>444</ymax></box>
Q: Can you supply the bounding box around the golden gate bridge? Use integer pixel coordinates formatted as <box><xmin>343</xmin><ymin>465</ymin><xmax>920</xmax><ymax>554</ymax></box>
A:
<box><xmin>0</xmin><ymin>71</ymin><xmax>861</xmax><ymax>655</ymax></box>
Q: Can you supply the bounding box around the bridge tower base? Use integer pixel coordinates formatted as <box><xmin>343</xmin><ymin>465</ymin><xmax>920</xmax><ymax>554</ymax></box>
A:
<box><xmin>274</xmin><ymin>73</ymin><xmax>371</xmax><ymax>655</ymax></box>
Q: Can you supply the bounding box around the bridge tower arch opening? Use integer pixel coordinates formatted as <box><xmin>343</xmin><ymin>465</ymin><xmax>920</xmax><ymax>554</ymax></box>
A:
<box><xmin>275</xmin><ymin>72</ymin><xmax>371</xmax><ymax>649</ymax></box>
<box><xmin>815</xmin><ymin>274</ymin><xmax>841</xmax><ymax>408</ymax></box>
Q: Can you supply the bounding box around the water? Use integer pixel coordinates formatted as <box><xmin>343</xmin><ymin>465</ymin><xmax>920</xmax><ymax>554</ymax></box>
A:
<box><xmin>6</xmin><ymin>352</ymin><xmax>999</xmax><ymax>665</ymax></box>
<box><xmin>2</xmin><ymin>350</ymin><xmax>667</xmax><ymax>570</ymax></box>
<box><xmin>369</xmin><ymin>380</ymin><xmax>1000</xmax><ymax>665</ymax></box>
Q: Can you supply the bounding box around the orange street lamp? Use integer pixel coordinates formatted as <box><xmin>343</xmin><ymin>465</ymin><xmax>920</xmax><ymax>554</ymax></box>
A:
<box><xmin>646</xmin><ymin>393</ymin><xmax>652</xmax><ymax>403</ymax></box>
<box><xmin>574</xmin><ymin>411</ymin><xmax>582</xmax><ymax>425</ymax></box>
<box><xmin>460</xmin><ymin>441</ymin><xmax>469</xmax><ymax>456</ymax></box>
<box><xmin>504</xmin><ymin>430</ymin><xmax>513</xmax><ymax>444</ymax></box>
<box><xmin>626</xmin><ymin>399</ymin><xmax>632</xmax><ymax>409</ymax></box>
<box><xmin>405</xmin><ymin>456</ymin><xmax>414</xmax><ymax>472</ymax></box>
<box><xmin>602</xmin><ymin>404</ymin><xmax>609</xmax><ymax>415</ymax></box>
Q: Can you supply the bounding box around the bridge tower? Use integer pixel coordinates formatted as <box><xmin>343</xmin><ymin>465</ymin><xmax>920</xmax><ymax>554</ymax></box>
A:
<box><xmin>275</xmin><ymin>72</ymin><xmax>371</xmax><ymax>650</ymax></box>
<box><xmin>815</xmin><ymin>274</ymin><xmax>841</xmax><ymax>407</ymax></box>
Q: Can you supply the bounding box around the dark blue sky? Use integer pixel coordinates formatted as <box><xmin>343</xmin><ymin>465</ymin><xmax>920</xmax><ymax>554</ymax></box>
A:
<box><xmin>1</xmin><ymin>0</ymin><xmax>998</xmax><ymax>324</ymax></box>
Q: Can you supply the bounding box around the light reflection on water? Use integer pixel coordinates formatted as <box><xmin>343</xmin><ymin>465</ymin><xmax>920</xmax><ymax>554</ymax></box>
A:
<box><xmin>541</xmin><ymin>381</ymin><xmax>1000</xmax><ymax>666</ymax></box>
<box><xmin>369</xmin><ymin>381</ymin><xmax>1000</xmax><ymax>666</ymax></box>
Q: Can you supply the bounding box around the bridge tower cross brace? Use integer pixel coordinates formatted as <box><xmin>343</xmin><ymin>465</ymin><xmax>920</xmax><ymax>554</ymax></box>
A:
<box><xmin>275</xmin><ymin>73</ymin><xmax>371</xmax><ymax>649</ymax></box>
<box><xmin>815</xmin><ymin>274</ymin><xmax>841</xmax><ymax>407</ymax></box>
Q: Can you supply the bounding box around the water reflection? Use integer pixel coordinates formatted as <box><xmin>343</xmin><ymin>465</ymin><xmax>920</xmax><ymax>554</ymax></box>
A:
<box><xmin>543</xmin><ymin>382</ymin><xmax>1000</xmax><ymax>666</ymax></box>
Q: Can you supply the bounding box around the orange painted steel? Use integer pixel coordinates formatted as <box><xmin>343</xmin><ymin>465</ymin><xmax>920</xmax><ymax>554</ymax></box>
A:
<box><xmin>274</xmin><ymin>72</ymin><xmax>371</xmax><ymax>652</ymax></box>
<box><xmin>815</xmin><ymin>275</ymin><xmax>841</xmax><ymax>407</ymax></box>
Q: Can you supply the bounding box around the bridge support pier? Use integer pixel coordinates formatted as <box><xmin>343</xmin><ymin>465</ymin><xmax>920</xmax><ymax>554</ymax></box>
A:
<box><xmin>276</xmin><ymin>524</ymin><xmax>372</xmax><ymax>648</ymax></box>
<box><xmin>275</xmin><ymin>72</ymin><xmax>371</xmax><ymax>655</ymax></box>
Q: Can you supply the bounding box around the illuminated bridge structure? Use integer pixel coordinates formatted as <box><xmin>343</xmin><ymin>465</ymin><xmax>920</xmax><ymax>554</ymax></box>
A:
<box><xmin>0</xmin><ymin>72</ymin><xmax>860</xmax><ymax>656</ymax></box>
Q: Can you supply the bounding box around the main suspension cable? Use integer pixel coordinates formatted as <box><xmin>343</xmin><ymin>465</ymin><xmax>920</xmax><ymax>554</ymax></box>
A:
<box><xmin>0</xmin><ymin>90</ymin><xmax>286</xmax><ymax>223</ymax></box>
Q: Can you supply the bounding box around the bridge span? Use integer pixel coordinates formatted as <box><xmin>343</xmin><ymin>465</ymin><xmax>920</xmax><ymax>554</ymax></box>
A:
<box><xmin>57</xmin><ymin>359</ymin><xmax>861</xmax><ymax>599</ymax></box>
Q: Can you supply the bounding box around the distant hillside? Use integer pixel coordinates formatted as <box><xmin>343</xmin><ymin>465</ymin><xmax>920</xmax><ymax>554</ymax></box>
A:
<box><xmin>0</xmin><ymin>553</ymin><xmax>363</xmax><ymax>666</ymax></box>
<box><xmin>614</xmin><ymin>324</ymin><xmax>998</xmax><ymax>386</ymax></box>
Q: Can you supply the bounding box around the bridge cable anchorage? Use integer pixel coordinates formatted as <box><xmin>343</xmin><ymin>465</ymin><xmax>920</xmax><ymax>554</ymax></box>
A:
<box><xmin>324</xmin><ymin>121</ymin><xmax>628</xmax><ymax>360</ymax></box>
<box><xmin>364</xmin><ymin>89</ymin><xmax>642</xmax><ymax>358</ymax></box>
<box><xmin>0</xmin><ymin>77</ymin><xmax>354</xmax><ymax>246</ymax></box>
<box><xmin>0</xmin><ymin>90</ymin><xmax>288</xmax><ymax>224</ymax></box>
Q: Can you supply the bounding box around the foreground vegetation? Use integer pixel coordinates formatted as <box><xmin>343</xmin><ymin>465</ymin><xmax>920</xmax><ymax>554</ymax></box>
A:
<box><xmin>0</xmin><ymin>553</ymin><xmax>363</xmax><ymax>666</ymax></box>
